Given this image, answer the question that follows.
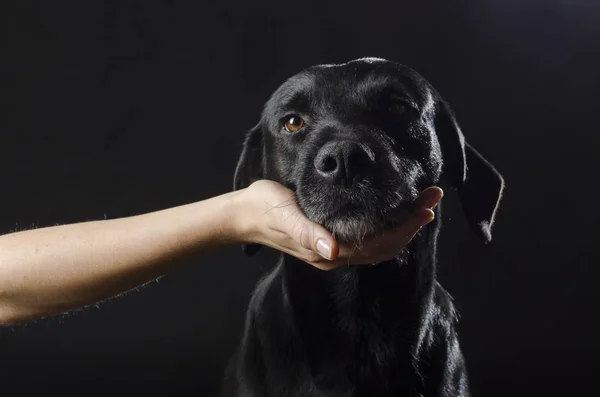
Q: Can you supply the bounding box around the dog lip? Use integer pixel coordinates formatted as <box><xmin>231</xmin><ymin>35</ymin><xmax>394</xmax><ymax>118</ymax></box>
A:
<box><xmin>298</xmin><ymin>191</ymin><xmax>411</xmax><ymax>221</ymax></box>
<box><xmin>306</xmin><ymin>207</ymin><xmax>366</xmax><ymax>225</ymax></box>
<box><xmin>327</xmin><ymin>203</ymin><xmax>364</xmax><ymax>216</ymax></box>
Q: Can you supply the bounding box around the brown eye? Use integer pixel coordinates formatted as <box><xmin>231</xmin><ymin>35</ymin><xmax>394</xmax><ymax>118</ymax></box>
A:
<box><xmin>284</xmin><ymin>115</ymin><xmax>305</xmax><ymax>133</ymax></box>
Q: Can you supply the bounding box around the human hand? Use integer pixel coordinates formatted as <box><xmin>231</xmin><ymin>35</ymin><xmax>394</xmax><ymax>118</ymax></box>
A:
<box><xmin>231</xmin><ymin>180</ymin><xmax>443</xmax><ymax>271</ymax></box>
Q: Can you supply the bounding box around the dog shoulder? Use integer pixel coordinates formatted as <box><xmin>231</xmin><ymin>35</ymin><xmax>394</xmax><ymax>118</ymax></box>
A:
<box><xmin>417</xmin><ymin>282</ymin><xmax>470</xmax><ymax>396</ymax></box>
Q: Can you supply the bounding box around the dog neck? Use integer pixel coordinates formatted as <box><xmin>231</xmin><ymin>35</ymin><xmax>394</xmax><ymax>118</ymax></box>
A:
<box><xmin>280</xmin><ymin>207</ymin><xmax>441</xmax><ymax>327</ymax></box>
<box><xmin>273</xmin><ymin>211</ymin><xmax>442</xmax><ymax>389</ymax></box>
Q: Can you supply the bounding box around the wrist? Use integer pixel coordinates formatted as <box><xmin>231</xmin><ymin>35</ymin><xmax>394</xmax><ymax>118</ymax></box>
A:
<box><xmin>227</xmin><ymin>188</ymin><xmax>256</xmax><ymax>245</ymax></box>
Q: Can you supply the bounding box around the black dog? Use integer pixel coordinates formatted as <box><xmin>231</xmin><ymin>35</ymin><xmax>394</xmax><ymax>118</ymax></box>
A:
<box><xmin>221</xmin><ymin>58</ymin><xmax>504</xmax><ymax>397</ymax></box>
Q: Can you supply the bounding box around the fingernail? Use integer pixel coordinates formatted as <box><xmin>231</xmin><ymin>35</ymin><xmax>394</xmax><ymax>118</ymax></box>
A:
<box><xmin>422</xmin><ymin>209</ymin><xmax>435</xmax><ymax>224</ymax></box>
<box><xmin>316</xmin><ymin>239</ymin><xmax>332</xmax><ymax>260</ymax></box>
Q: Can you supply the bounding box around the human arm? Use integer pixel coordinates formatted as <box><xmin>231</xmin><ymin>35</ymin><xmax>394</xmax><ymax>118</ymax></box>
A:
<box><xmin>0</xmin><ymin>180</ymin><xmax>442</xmax><ymax>326</ymax></box>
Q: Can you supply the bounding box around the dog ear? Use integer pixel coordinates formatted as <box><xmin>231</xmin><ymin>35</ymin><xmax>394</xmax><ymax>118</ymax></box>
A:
<box><xmin>435</xmin><ymin>100</ymin><xmax>505</xmax><ymax>243</ymax></box>
<box><xmin>233</xmin><ymin>122</ymin><xmax>266</xmax><ymax>256</ymax></box>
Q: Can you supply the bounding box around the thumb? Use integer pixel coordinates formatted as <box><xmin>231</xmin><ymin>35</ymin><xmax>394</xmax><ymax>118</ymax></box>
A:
<box><xmin>314</xmin><ymin>229</ymin><xmax>339</xmax><ymax>261</ymax></box>
<box><xmin>290</xmin><ymin>215</ymin><xmax>338</xmax><ymax>261</ymax></box>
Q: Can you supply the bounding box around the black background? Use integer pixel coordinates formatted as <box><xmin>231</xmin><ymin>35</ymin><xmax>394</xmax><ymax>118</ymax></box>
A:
<box><xmin>1</xmin><ymin>1</ymin><xmax>599</xmax><ymax>396</ymax></box>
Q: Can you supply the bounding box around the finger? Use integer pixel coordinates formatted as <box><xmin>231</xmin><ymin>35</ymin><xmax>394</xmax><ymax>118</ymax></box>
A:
<box><xmin>316</xmin><ymin>235</ymin><xmax>339</xmax><ymax>261</ymax></box>
<box><xmin>286</xmin><ymin>213</ymin><xmax>339</xmax><ymax>261</ymax></box>
<box><xmin>308</xmin><ymin>260</ymin><xmax>345</xmax><ymax>272</ymax></box>
<box><xmin>335</xmin><ymin>207</ymin><xmax>434</xmax><ymax>264</ymax></box>
<box><xmin>276</xmin><ymin>239</ymin><xmax>343</xmax><ymax>271</ymax></box>
<box><xmin>367</xmin><ymin>207</ymin><xmax>434</xmax><ymax>249</ymax></box>
<box><xmin>414</xmin><ymin>186</ymin><xmax>444</xmax><ymax>210</ymax></box>
<box><xmin>385</xmin><ymin>207</ymin><xmax>435</xmax><ymax>242</ymax></box>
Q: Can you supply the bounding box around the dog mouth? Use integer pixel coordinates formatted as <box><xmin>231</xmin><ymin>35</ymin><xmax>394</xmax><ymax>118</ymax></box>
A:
<box><xmin>321</xmin><ymin>206</ymin><xmax>413</xmax><ymax>245</ymax></box>
<box><xmin>297</xmin><ymin>186</ymin><xmax>413</xmax><ymax>245</ymax></box>
<box><xmin>321</xmin><ymin>212</ymin><xmax>385</xmax><ymax>245</ymax></box>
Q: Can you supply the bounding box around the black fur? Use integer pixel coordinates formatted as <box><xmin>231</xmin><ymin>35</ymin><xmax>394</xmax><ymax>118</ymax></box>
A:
<box><xmin>222</xmin><ymin>58</ymin><xmax>504</xmax><ymax>397</ymax></box>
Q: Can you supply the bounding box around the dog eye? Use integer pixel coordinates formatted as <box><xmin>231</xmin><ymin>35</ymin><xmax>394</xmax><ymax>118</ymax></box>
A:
<box><xmin>284</xmin><ymin>115</ymin><xmax>305</xmax><ymax>133</ymax></box>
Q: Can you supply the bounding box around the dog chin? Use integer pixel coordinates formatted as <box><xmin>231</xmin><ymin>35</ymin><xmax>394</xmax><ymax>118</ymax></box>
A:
<box><xmin>300</xmin><ymin>200</ymin><xmax>413</xmax><ymax>246</ymax></box>
<box><xmin>320</xmin><ymin>213</ymin><xmax>384</xmax><ymax>246</ymax></box>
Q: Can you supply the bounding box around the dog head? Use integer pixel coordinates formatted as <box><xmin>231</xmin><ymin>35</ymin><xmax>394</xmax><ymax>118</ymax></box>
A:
<box><xmin>234</xmin><ymin>58</ymin><xmax>504</xmax><ymax>254</ymax></box>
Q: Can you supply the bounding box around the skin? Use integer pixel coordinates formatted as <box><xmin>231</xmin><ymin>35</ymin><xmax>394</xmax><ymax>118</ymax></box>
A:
<box><xmin>0</xmin><ymin>180</ymin><xmax>442</xmax><ymax>326</ymax></box>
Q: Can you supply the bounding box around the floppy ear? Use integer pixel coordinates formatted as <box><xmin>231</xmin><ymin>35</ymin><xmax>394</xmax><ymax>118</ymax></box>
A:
<box><xmin>435</xmin><ymin>100</ymin><xmax>505</xmax><ymax>243</ymax></box>
<box><xmin>233</xmin><ymin>122</ymin><xmax>266</xmax><ymax>256</ymax></box>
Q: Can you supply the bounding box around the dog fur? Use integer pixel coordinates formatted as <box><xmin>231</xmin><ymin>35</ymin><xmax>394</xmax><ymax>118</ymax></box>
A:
<box><xmin>221</xmin><ymin>57</ymin><xmax>504</xmax><ymax>397</ymax></box>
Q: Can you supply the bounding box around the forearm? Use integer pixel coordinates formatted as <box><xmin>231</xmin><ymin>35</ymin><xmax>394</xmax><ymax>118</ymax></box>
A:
<box><xmin>0</xmin><ymin>190</ymin><xmax>241</xmax><ymax>326</ymax></box>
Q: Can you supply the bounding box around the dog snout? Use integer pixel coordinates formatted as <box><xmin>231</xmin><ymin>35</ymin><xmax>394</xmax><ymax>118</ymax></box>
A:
<box><xmin>313</xmin><ymin>141</ymin><xmax>375</xmax><ymax>186</ymax></box>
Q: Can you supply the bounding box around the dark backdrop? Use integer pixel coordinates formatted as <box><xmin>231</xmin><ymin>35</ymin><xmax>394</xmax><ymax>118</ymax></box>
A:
<box><xmin>1</xmin><ymin>1</ymin><xmax>599</xmax><ymax>396</ymax></box>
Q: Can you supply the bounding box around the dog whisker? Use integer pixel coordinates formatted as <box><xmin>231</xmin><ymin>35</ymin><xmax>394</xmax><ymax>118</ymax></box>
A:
<box><xmin>262</xmin><ymin>197</ymin><xmax>297</xmax><ymax>216</ymax></box>
<box><xmin>284</xmin><ymin>209</ymin><xmax>301</xmax><ymax>223</ymax></box>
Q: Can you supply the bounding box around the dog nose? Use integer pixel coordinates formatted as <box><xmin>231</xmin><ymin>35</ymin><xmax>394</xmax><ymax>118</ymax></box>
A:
<box><xmin>314</xmin><ymin>141</ymin><xmax>374</xmax><ymax>185</ymax></box>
